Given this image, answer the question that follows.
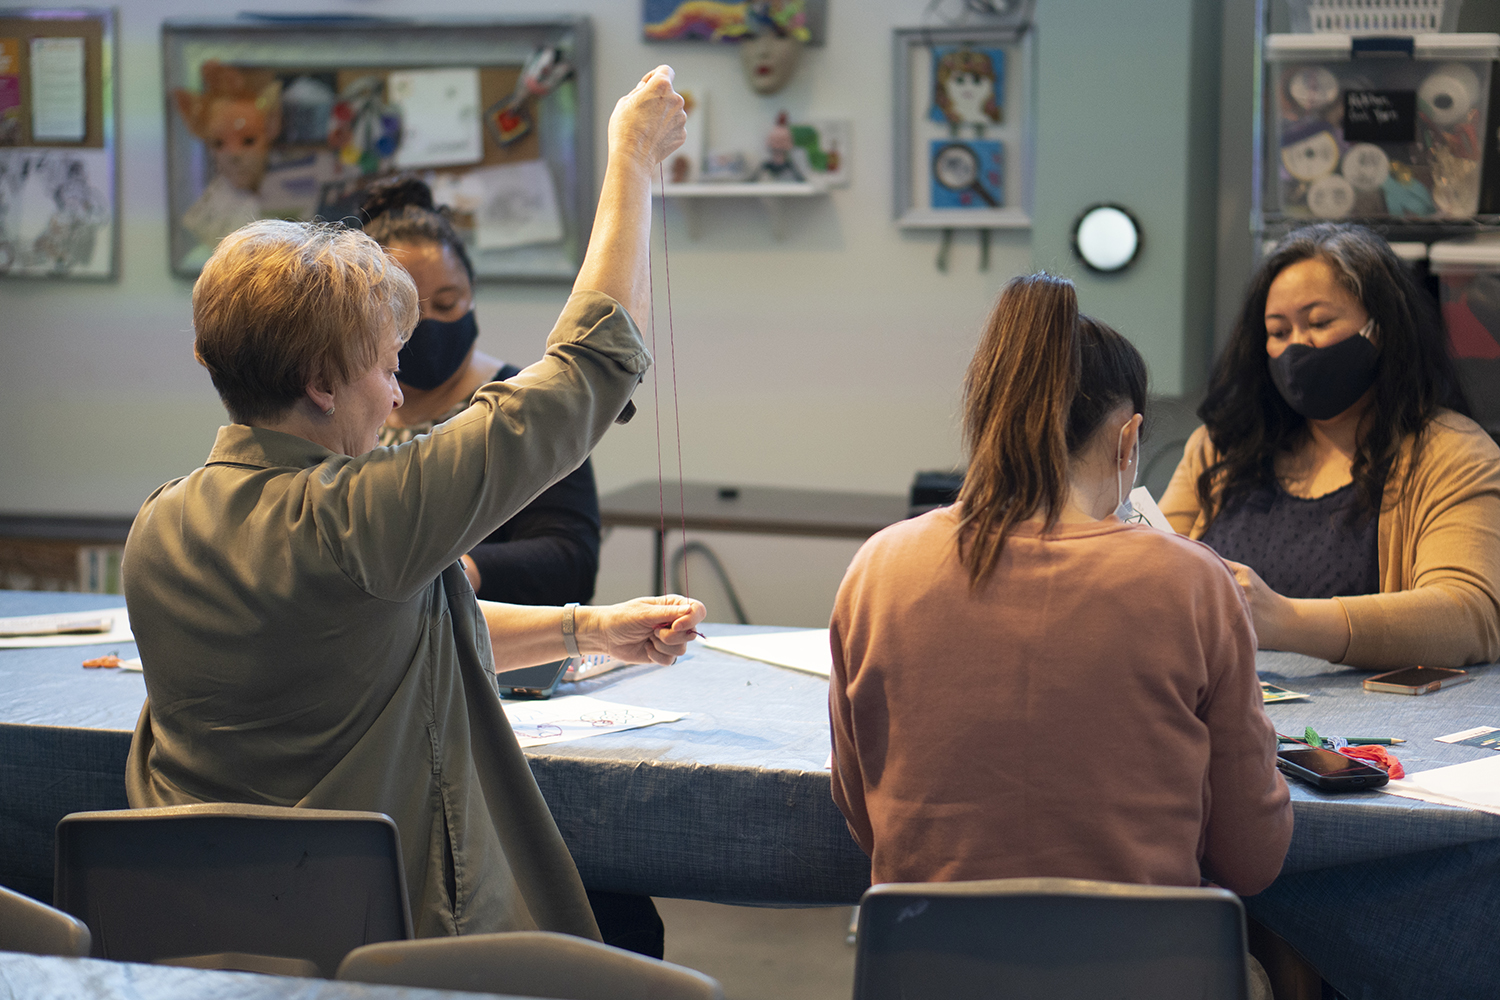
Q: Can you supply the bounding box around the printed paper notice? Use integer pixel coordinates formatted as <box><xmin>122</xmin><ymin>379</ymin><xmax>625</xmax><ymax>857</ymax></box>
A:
<box><xmin>389</xmin><ymin>67</ymin><xmax>482</xmax><ymax>169</ymax></box>
<box><xmin>30</xmin><ymin>36</ymin><xmax>85</xmax><ymax>142</ymax></box>
<box><xmin>698</xmin><ymin>629</ymin><xmax>833</xmax><ymax>678</ymax></box>
<box><xmin>503</xmin><ymin>695</ymin><xmax>685</xmax><ymax>748</ymax></box>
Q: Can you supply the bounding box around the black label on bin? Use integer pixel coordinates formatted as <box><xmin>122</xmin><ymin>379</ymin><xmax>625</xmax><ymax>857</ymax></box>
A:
<box><xmin>1343</xmin><ymin>90</ymin><xmax>1416</xmax><ymax>143</ymax></box>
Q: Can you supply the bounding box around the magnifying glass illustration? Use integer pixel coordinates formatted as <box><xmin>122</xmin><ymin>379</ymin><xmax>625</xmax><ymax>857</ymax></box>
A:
<box><xmin>932</xmin><ymin>143</ymin><xmax>998</xmax><ymax>207</ymax></box>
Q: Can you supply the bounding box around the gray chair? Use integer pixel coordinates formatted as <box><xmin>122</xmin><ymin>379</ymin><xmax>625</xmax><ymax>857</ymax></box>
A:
<box><xmin>854</xmin><ymin>877</ymin><xmax>1249</xmax><ymax>1000</ymax></box>
<box><xmin>0</xmin><ymin>883</ymin><xmax>91</xmax><ymax>957</ymax></box>
<box><xmin>54</xmin><ymin>802</ymin><xmax>412</xmax><ymax>977</ymax></box>
<box><xmin>337</xmin><ymin>930</ymin><xmax>725</xmax><ymax>1000</ymax></box>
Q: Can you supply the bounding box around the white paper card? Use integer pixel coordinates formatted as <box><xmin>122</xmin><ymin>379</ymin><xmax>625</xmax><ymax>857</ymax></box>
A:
<box><xmin>389</xmin><ymin>68</ymin><xmax>482</xmax><ymax>169</ymax></box>
<box><xmin>1125</xmin><ymin>486</ymin><xmax>1175</xmax><ymax>533</ymax></box>
<box><xmin>30</xmin><ymin>37</ymin><xmax>85</xmax><ymax>142</ymax></box>
<box><xmin>0</xmin><ymin>607</ymin><xmax>131</xmax><ymax>648</ymax></box>
<box><xmin>698</xmin><ymin>629</ymin><xmax>833</xmax><ymax>678</ymax></box>
<box><xmin>502</xmin><ymin>695</ymin><xmax>684</xmax><ymax>748</ymax></box>
<box><xmin>1436</xmin><ymin>726</ymin><xmax>1500</xmax><ymax>744</ymax></box>
<box><xmin>1380</xmin><ymin>754</ymin><xmax>1500</xmax><ymax>817</ymax></box>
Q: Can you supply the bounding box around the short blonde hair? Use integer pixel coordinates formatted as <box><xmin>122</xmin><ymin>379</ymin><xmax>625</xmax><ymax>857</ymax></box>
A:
<box><xmin>192</xmin><ymin>219</ymin><xmax>419</xmax><ymax>423</ymax></box>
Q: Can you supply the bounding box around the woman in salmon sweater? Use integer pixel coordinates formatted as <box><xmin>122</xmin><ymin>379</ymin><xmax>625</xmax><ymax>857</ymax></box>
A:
<box><xmin>829</xmin><ymin>274</ymin><xmax>1291</xmax><ymax>901</ymax></box>
<box><xmin>1160</xmin><ymin>224</ymin><xmax>1500</xmax><ymax>668</ymax></box>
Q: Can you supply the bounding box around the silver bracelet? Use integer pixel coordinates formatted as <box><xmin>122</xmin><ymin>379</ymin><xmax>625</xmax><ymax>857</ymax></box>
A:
<box><xmin>561</xmin><ymin>602</ymin><xmax>581</xmax><ymax>659</ymax></box>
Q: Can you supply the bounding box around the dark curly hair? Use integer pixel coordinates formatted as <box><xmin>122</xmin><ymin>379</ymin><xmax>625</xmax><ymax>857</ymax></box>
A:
<box><xmin>1197</xmin><ymin>223</ymin><xmax>1470</xmax><ymax>524</ymax></box>
<box><xmin>357</xmin><ymin>175</ymin><xmax>475</xmax><ymax>283</ymax></box>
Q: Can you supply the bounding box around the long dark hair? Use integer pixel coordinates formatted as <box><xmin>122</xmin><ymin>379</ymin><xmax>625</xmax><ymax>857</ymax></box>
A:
<box><xmin>956</xmin><ymin>273</ymin><xmax>1148</xmax><ymax>588</ymax></box>
<box><xmin>357</xmin><ymin>175</ymin><xmax>475</xmax><ymax>283</ymax></box>
<box><xmin>1197</xmin><ymin>223</ymin><xmax>1469</xmax><ymax>522</ymax></box>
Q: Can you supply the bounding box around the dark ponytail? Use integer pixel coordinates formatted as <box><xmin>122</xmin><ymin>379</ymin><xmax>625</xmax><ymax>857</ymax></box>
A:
<box><xmin>956</xmin><ymin>273</ymin><xmax>1148</xmax><ymax>588</ymax></box>
<box><xmin>357</xmin><ymin>175</ymin><xmax>475</xmax><ymax>283</ymax></box>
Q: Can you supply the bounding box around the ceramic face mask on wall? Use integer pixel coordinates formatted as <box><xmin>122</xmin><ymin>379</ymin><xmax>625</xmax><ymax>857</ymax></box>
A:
<box><xmin>741</xmin><ymin>33</ymin><xmax>801</xmax><ymax>94</ymax></box>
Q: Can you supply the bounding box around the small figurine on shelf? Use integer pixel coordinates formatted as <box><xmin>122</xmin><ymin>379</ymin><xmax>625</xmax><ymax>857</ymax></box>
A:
<box><xmin>751</xmin><ymin>111</ymin><xmax>805</xmax><ymax>182</ymax></box>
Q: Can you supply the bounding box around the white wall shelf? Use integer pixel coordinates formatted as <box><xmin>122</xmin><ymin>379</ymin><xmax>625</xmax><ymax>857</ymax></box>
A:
<box><xmin>655</xmin><ymin>182</ymin><xmax>828</xmax><ymax>239</ymax></box>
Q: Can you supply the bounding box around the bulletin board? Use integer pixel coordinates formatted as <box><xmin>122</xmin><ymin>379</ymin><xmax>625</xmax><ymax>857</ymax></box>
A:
<box><xmin>0</xmin><ymin>6</ymin><xmax>117</xmax><ymax>280</ymax></box>
<box><xmin>161</xmin><ymin>17</ymin><xmax>594</xmax><ymax>282</ymax></box>
<box><xmin>892</xmin><ymin>24</ymin><xmax>1034</xmax><ymax>230</ymax></box>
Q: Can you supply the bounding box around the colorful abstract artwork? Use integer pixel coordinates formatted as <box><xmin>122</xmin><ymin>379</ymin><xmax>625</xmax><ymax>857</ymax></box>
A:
<box><xmin>642</xmin><ymin>0</ymin><xmax>824</xmax><ymax>44</ymax></box>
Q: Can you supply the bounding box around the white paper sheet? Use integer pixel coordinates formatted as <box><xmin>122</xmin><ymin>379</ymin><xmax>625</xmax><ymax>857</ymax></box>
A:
<box><xmin>0</xmin><ymin>607</ymin><xmax>131</xmax><ymax>648</ymax></box>
<box><xmin>502</xmin><ymin>695</ymin><xmax>684</xmax><ymax>748</ymax></box>
<box><xmin>426</xmin><ymin>160</ymin><xmax>564</xmax><ymax>251</ymax></box>
<box><xmin>389</xmin><ymin>67</ymin><xmax>482</xmax><ymax>169</ymax></box>
<box><xmin>1380</xmin><ymin>754</ymin><xmax>1500</xmax><ymax>817</ymax></box>
<box><xmin>1125</xmin><ymin>486</ymin><xmax>1175</xmax><ymax>533</ymax></box>
<box><xmin>697</xmin><ymin>629</ymin><xmax>832</xmax><ymax>678</ymax></box>
<box><xmin>473</xmin><ymin>159</ymin><xmax>564</xmax><ymax>250</ymax></box>
<box><xmin>29</xmin><ymin>37</ymin><xmax>85</xmax><ymax>142</ymax></box>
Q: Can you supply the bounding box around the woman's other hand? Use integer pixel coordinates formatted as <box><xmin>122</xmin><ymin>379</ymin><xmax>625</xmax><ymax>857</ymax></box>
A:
<box><xmin>608</xmin><ymin>65</ymin><xmax>687</xmax><ymax>172</ymax></box>
<box><xmin>579</xmin><ymin>595</ymin><xmax>707</xmax><ymax>665</ymax></box>
<box><xmin>1223</xmin><ymin>558</ymin><xmax>1352</xmax><ymax>663</ymax></box>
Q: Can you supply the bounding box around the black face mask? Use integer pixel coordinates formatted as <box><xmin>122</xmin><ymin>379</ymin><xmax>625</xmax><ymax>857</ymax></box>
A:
<box><xmin>398</xmin><ymin>311</ymin><xmax>479</xmax><ymax>391</ymax></box>
<box><xmin>1267</xmin><ymin>323</ymin><xmax>1378</xmax><ymax>421</ymax></box>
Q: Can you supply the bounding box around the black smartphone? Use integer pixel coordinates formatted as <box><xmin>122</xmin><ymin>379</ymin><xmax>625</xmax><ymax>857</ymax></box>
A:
<box><xmin>496</xmin><ymin>658</ymin><xmax>571</xmax><ymax>700</ymax></box>
<box><xmin>1276</xmin><ymin>746</ymin><xmax>1390</xmax><ymax>791</ymax></box>
<box><xmin>1363</xmin><ymin>665</ymin><xmax>1470</xmax><ymax>695</ymax></box>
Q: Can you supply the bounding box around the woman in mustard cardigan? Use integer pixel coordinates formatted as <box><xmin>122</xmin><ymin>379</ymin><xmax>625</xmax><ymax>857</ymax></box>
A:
<box><xmin>1162</xmin><ymin>224</ymin><xmax>1500</xmax><ymax>668</ymax></box>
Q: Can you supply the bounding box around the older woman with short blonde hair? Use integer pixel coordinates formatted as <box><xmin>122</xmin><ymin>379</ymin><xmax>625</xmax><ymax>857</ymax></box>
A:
<box><xmin>123</xmin><ymin>67</ymin><xmax>703</xmax><ymax>940</ymax></box>
<box><xmin>192</xmin><ymin>221</ymin><xmax>418</xmax><ymax>425</ymax></box>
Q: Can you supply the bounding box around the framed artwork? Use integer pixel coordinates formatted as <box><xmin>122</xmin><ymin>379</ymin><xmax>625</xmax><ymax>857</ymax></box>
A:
<box><xmin>0</xmin><ymin>6</ymin><xmax>117</xmax><ymax>280</ymax></box>
<box><xmin>642</xmin><ymin>0</ymin><xmax>827</xmax><ymax>45</ymax></box>
<box><xmin>161</xmin><ymin>17</ymin><xmax>594</xmax><ymax>282</ymax></box>
<box><xmin>893</xmin><ymin>24</ymin><xmax>1033</xmax><ymax>229</ymax></box>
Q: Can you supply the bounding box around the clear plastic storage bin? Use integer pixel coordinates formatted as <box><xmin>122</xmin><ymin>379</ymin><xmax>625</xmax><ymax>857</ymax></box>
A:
<box><xmin>1264</xmin><ymin>33</ymin><xmax>1499</xmax><ymax>221</ymax></box>
<box><xmin>1429</xmin><ymin>235</ymin><xmax>1500</xmax><ymax>435</ymax></box>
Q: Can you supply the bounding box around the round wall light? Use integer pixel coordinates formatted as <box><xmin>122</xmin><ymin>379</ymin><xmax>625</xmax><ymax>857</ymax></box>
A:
<box><xmin>1072</xmin><ymin>204</ymin><xmax>1141</xmax><ymax>274</ymax></box>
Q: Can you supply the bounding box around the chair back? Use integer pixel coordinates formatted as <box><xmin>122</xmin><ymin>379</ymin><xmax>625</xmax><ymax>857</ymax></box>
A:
<box><xmin>54</xmin><ymin>803</ymin><xmax>412</xmax><ymax>977</ymax></box>
<box><xmin>337</xmin><ymin>930</ymin><xmax>725</xmax><ymax>1000</ymax></box>
<box><xmin>0</xmin><ymin>883</ymin><xmax>91</xmax><ymax>957</ymax></box>
<box><xmin>854</xmin><ymin>877</ymin><xmax>1248</xmax><ymax>1000</ymax></box>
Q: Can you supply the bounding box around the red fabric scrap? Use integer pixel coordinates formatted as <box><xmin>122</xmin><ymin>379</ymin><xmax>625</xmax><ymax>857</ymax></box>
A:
<box><xmin>1339</xmin><ymin>745</ymin><xmax>1405</xmax><ymax>780</ymax></box>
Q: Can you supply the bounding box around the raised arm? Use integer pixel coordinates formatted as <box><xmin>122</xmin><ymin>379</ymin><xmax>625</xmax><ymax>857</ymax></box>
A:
<box><xmin>573</xmin><ymin>66</ymin><xmax>687</xmax><ymax>329</ymax></box>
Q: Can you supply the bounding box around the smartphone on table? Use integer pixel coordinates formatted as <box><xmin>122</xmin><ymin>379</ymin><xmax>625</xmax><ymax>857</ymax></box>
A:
<box><xmin>1362</xmin><ymin>666</ymin><xmax>1469</xmax><ymax>695</ymax></box>
<box><xmin>496</xmin><ymin>658</ymin><xmax>572</xmax><ymax>700</ymax></box>
<box><xmin>1276</xmin><ymin>746</ymin><xmax>1390</xmax><ymax>791</ymax></box>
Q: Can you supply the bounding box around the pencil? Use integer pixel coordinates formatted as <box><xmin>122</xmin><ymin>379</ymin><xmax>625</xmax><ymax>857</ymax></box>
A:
<box><xmin>1342</xmin><ymin>737</ymin><xmax>1405</xmax><ymax>746</ymax></box>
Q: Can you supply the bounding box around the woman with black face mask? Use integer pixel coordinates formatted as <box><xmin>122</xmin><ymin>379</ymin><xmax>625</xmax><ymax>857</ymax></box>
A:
<box><xmin>361</xmin><ymin>178</ymin><xmax>601</xmax><ymax>609</ymax></box>
<box><xmin>1161</xmin><ymin>223</ymin><xmax>1500</xmax><ymax>669</ymax></box>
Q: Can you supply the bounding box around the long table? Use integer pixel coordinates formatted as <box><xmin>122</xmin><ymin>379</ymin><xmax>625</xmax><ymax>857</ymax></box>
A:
<box><xmin>3</xmin><ymin>591</ymin><xmax>1499</xmax><ymax>1000</ymax></box>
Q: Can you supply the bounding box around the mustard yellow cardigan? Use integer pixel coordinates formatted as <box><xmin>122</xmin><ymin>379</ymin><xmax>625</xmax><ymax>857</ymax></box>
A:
<box><xmin>1160</xmin><ymin>410</ymin><xmax>1500</xmax><ymax>668</ymax></box>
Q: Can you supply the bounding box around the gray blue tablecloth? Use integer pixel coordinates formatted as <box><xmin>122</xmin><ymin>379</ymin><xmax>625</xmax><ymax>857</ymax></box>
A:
<box><xmin>3</xmin><ymin>592</ymin><xmax>1499</xmax><ymax>1000</ymax></box>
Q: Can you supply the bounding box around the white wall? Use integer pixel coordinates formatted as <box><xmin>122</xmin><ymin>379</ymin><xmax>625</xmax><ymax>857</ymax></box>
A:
<box><xmin>0</xmin><ymin>0</ymin><xmax>1218</xmax><ymax>626</ymax></box>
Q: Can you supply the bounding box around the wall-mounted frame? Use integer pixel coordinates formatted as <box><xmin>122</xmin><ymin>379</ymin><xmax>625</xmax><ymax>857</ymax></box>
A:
<box><xmin>0</xmin><ymin>6</ymin><xmax>118</xmax><ymax>280</ymax></box>
<box><xmin>892</xmin><ymin>24</ymin><xmax>1034</xmax><ymax>230</ymax></box>
<box><xmin>162</xmin><ymin>17</ymin><xmax>593</xmax><ymax>282</ymax></box>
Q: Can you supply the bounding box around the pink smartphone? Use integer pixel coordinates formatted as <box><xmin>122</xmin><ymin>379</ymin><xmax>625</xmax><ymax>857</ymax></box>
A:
<box><xmin>1362</xmin><ymin>666</ymin><xmax>1469</xmax><ymax>696</ymax></box>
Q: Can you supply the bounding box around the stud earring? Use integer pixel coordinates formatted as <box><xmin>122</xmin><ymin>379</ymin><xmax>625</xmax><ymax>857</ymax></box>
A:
<box><xmin>324</xmin><ymin>404</ymin><xmax>336</xmax><ymax>416</ymax></box>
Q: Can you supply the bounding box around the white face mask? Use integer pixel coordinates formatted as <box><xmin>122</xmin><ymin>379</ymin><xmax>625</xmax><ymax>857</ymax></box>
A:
<box><xmin>1114</xmin><ymin>420</ymin><xmax>1140</xmax><ymax>520</ymax></box>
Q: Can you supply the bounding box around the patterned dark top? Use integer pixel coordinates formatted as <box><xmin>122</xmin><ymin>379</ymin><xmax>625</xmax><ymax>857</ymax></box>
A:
<box><xmin>1200</xmin><ymin>480</ymin><xmax>1380</xmax><ymax>599</ymax></box>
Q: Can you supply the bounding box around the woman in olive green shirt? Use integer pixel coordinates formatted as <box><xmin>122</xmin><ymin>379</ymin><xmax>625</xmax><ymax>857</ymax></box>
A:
<box><xmin>124</xmin><ymin>68</ymin><xmax>704</xmax><ymax>938</ymax></box>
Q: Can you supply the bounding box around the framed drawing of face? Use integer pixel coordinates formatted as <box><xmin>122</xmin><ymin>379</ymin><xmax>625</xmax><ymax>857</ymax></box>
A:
<box><xmin>893</xmin><ymin>25</ymin><xmax>1032</xmax><ymax>231</ymax></box>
